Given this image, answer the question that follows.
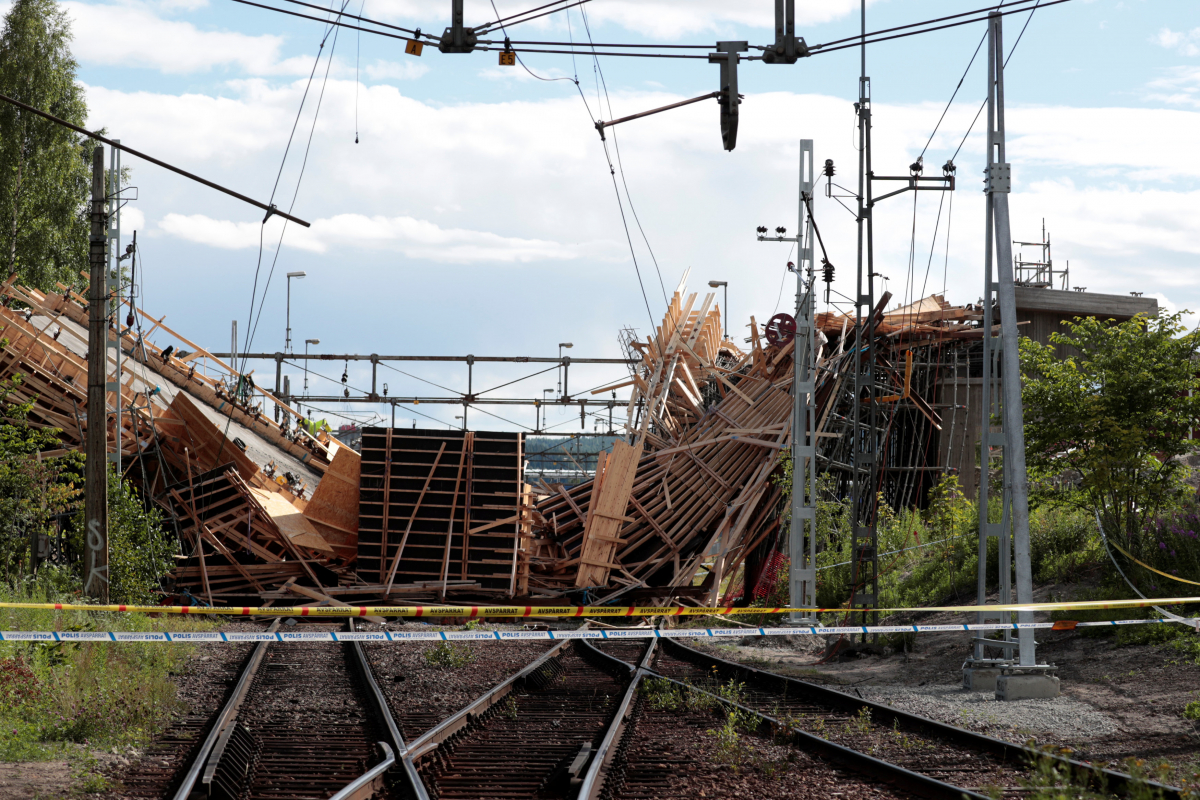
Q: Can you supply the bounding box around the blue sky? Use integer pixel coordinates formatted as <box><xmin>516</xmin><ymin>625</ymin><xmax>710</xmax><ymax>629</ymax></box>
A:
<box><xmin>22</xmin><ymin>0</ymin><xmax>1200</xmax><ymax>432</ymax></box>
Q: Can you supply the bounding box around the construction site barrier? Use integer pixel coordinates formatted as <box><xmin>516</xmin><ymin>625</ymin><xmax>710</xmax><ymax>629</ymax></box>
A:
<box><xmin>2</xmin><ymin>597</ymin><xmax>1200</xmax><ymax>617</ymax></box>
<box><xmin>0</xmin><ymin>617</ymin><xmax>1196</xmax><ymax>643</ymax></box>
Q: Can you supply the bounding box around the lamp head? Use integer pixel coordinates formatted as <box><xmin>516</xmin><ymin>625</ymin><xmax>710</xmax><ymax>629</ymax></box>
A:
<box><xmin>305</xmin><ymin>338</ymin><xmax>320</xmax><ymax>345</ymax></box>
<box><xmin>287</xmin><ymin>271</ymin><xmax>306</xmax><ymax>279</ymax></box>
<box><xmin>708</xmin><ymin>280</ymin><xmax>727</xmax><ymax>288</ymax></box>
<box><xmin>559</xmin><ymin>342</ymin><xmax>573</xmax><ymax>348</ymax></box>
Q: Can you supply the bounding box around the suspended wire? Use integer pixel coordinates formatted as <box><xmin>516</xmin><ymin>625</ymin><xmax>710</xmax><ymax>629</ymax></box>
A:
<box><xmin>580</xmin><ymin>7</ymin><xmax>668</xmax><ymax>307</ymax></box>
<box><xmin>951</xmin><ymin>0</ymin><xmax>1044</xmax><ymax>163</ymax></box>
<box><xmin>806</xmin><ymin>0</ymin><xmax>1069</xmax><ymax>58</ymax></box>
<box><xmin>246</xmin><ymin>5</ymin><xmax>346</xmax><ymax>361</ymax></box>
<box><xmin>487</xmin><ymin>0</ymin><xmax>576</xmax><ymax>84</ymax></box>
<box><xmin>476</xmin><ymin>0</ymin><xmax>593</xmax><ymax>35</ymax></box>
<box><xmin>354</xmin><ymin>0</ymin><xmax>364</xmax><ymax>143</ymax></box>
<box><xmin>810</xmin><ymin>0</ymin><xmax>1040</xmax><ymax>52</ymax></box>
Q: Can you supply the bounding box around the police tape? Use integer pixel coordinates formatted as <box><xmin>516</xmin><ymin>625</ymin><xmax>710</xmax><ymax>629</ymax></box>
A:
<box><xmin>2</xmin><ymin>596</ymin><xmax>1200</xmax><ymax>618</ymax></box>
<box><xmin>1</xmin><ymin>617</ymin><xmax>1196</xmax><ymax>643</ymax></box>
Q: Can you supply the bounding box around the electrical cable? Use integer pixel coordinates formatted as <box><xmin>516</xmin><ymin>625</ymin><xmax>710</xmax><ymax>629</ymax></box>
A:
<box><xmin>806</xmin><ymin>0</ymin><xmax>1069</xmax><ymax>58</ymax></box>
<box><xmin>950</xmin><ymin>0</ymin><xmax>1044</xmax><ymax>163</ymax></box>
<box><xmin>476</xmin><ymin>0</ymin><xmax>592</xmax><ymax>34</ymax></box>
<box><xmin>354</xmin><ymin>0</ymin><xmax>364</xmax><ymax>143</ymax></box>
<box><xmin>809</xmin><ymin>0</ymin><xmax>1040</xmax><ymax>52</ymax></box>
<box><xmin>486</xmin><ymin>0</ymin><xmax>576</xmax><ymax>84</ymax></box>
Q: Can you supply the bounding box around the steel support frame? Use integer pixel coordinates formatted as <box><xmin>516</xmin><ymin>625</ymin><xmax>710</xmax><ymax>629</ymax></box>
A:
<box><xmin>791</xmin><ymin>140</ymin><xmax>819</xmax><ymax>622</ymax></box>
<box><xmin>971</xmin><ymin>11</ymin><xmax>1037</xmax><ymax>669</ymax></box>
<box><xmin>850</xmin><ymin>63</ymin><xmax>880</xmax><ymax>636</ymax></box>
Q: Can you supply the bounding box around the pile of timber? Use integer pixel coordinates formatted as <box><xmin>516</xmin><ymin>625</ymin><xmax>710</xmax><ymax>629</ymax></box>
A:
<box><xmin>0</xmin><ymin>275</ymin><xmax>362</xmax><ymax>605</ymax></box>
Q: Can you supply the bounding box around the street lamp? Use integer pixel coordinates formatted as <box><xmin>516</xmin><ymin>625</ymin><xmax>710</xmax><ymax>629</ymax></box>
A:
<box><xmin>454</xmin><ymin>414</ymin><xmax>464</xmax><ymax>431</ymax></box>
<box><xmin>286</xmin><ymin>271</ymin><xmax>306</xmax><ymax>354</ymax></box>
<box><xmin>708</xmin><ymin>280</ymin><xmax>729</xmax><ymax>340</ymax></box>
<box><xmin>558</xmin><ymin>342</ymin><xmax>573</xmax><ymax>398</ymax></box>
<box><xmin>303</xmin><ymin>338</ymin><xmax>319</xmax><ymax>396</ymax></box>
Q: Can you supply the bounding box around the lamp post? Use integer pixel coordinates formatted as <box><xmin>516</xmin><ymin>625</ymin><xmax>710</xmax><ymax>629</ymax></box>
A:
<box><xmin>542</xmin><ymin>388</ymin><xmax>553</xmax><ymax>430</ymax></box>
<box><xmin>455</xmin><ymin>414</ymin><xmax>464</xmax><ymax>431</ymax></box>
<box><xmin>708</xmin><ymin>280</ymin><xmax>729</xmax><ymax>340</ymax></box>
<box><xmin>286</xmin><ymin>271</ymin><xmax>306</xmax><ymax>354</ymax></box>
<box><xmin>303</xmin><ymin>338</ymin><xmax>319</xmax><ymax>396</ymax></box>
<box><xmin>558</xmin><ymin>342</ymin><xmax>573</xmax><ymax>398</ymax></box>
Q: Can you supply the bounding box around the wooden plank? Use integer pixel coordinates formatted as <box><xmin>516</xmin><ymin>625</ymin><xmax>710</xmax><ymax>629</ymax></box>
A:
<box><xmin>574</xmin><ymin>439</ymin><xmax>640</xmax><ymax>588</ymax></box>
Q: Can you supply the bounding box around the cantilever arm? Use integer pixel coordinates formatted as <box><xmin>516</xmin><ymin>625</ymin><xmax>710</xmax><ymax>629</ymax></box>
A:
<box><xmin>595</xmin><ymin>91</ymin><xmax>720</xmax><ymax>140</ymax></box>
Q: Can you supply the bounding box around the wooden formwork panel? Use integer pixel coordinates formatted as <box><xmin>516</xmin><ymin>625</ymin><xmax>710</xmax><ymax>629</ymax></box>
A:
<box><xmin>358</xmin><ymin>428</ymin><xmax>524</xmax><ymax>593</ymax></box>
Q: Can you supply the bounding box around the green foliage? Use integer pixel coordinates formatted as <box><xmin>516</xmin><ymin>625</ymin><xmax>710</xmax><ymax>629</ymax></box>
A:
<box><xmin>0</xmin><ymin>572</ymin><xmax>210</xmax><ymax>761</ymax></box>
<box><xmin>1184</xmin><ymin>701</ymin><xmax>1200</xmax><ymax>721</ymax></box>
<box><xmin>422</xmin><ymin>640</ymin><xmax>475</xmax><ymax>669</ymax></box>
<box><xmin>1020</xmin><ymin>311</ymin><xmax>1200</xmax><ymax>542</ymax></box>
<box><xmin>0</xmin><ymin>373</ymin><xmax>81</xmax><ymax>579</ymax></box>
<box><xmin>67</xmin><ymin>467</ymin><xmax>174</xmax><ymax>605</ymax></box>
<box><xmin>0</xmin><ymin>0</ymin><xmax>92</xmax><ymax>290</ymax></box>
<box><xmin>1132</xmin><ymin>505</ymin><xmax>1200</xmax><ymax>593</ymax></box>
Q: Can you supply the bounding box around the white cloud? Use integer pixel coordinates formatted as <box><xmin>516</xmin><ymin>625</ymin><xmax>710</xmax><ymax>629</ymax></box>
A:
<box><xmin>62</xmin><ymin>1</ymin><xmax>287</xmax><ymax>74</ymax></box>
<box><xmin>157</xmin><ymin>212</ymin><xmax>593</xmax><ymax>262</ymax></box>
<box><xmin>364</xmin><ymin>59</ymin><xmax>429</xmax><ymax>81</ymax></box>
<box><xmin>1146</xmin><ymin>66</ymin><xmax>1200</xmax><ymax>109</ymax></box>
<box><xmin>1151</xmin><ymin>26</ymin><xmax>1200</xmax><ymax>57</ymax></box>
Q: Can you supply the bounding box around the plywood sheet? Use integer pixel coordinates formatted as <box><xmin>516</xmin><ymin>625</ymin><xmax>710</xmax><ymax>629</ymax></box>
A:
<box><xmin>249</xmin><ymin>485</ymin><xmax>335</xmax><ymax>557</ymax></box>
<box><xmin>304</xmin><ymin>444</ymin><xmax>360</xmax><ymax>536</ymax></box>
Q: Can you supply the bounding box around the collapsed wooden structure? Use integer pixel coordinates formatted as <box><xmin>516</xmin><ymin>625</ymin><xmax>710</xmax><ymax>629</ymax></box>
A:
<box><xmin>0</xmin><ymin>268</ymin><xmax>1005</xmax><ymax>605</ymax></box>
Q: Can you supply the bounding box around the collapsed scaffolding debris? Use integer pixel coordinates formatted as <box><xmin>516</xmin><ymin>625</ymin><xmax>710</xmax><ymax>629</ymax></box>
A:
<box><xmin>0</xmin><ymin>271</ymin><xmax>1024</xmax><ymax>605</ymax></box>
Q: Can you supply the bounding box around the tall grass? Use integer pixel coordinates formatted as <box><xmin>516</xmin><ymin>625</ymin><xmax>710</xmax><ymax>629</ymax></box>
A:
<box><xmin>0</xmin><ymin>568</ymin><xmax>210</xmax><ymax>761</ymax></box>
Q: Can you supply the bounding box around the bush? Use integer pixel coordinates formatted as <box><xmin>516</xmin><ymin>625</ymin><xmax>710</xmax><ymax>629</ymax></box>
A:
<box><xmin>0</xmin><ymin>572</ymin><xmax>210</xmax><ymax>760</ymax></box>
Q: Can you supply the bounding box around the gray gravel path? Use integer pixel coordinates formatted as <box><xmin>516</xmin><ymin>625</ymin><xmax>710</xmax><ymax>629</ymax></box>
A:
<box><xmin>856</xmin><ymin>684</ymin><xmax>1118</xmax><ymax>743</ymax></box>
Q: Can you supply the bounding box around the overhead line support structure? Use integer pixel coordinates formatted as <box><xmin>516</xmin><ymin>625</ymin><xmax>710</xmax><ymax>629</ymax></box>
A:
<box><xmin>965</xmin><ymin>11</ymin><xmax>1051</xmax><ymax>691</ymax></box>
<box><xmin>756</xmin><ymin>140</ymin><xmax>819</xmax><ymax>622</ymax></box>
<box><xmin>84</xmin><ymin>145</ymin><xmax>109</xmax><ymax>602</ymax></box>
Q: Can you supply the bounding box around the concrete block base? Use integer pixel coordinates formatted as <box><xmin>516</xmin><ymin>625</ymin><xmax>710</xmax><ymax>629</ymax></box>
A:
<box><xmin>962</xmin><ymin>667</ymin><xmax>1002</xmax><ymax>692</ymax></box>
<box><xmin>996</xmin><ymin>674</ymin><xmax>1060</xmax><ymax>701</ymax></box>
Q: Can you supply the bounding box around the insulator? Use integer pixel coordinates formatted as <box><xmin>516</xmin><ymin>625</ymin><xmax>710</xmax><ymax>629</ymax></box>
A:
<box><xmin>775</xmin><ymin>226</ymin><xmax>787</xmax><ymax>235</ymax></box>
<box><xmin>756</xmin><ymin>225</ymin><xmax>768</xmax><ymax>234</ymax></box>
<box><xmin>823</xmin><ymin>158</ymin><xmax>835</xmax><ymax>177</ymax></box>
<box><xmin>822</xmin><ymin>258</ymin><xmax>835</xmax><ymax>284</ymax></box>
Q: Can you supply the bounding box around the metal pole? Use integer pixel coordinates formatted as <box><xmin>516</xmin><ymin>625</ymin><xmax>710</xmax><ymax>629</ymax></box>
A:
<box><xmin>274</xmin><ymin>353</ymin><xmax>283</xmax><ymax>423</ymax></box>
<box><xmin>723</xmin><ymin>284</ymin><xmax>729</xmax><ymax>340</ymax></box>
<box><xmin>84</xmin><ymin>145</ymin><xmax>109</xmax><ymax>603</ymax></box>
<box><xmin>107</xmin><ymin>142</ymin><xmax>121</xmax><ymax>477</ymax></box>
<box><xmin>988</xmin><ymin>11</ymin><xmax>1036</xmax><ymax>667</ymax></box>
<box><xmin>790</xmin><ymin>140</ymin><xmax>818</xmax><ymax>622</ymax></box>
<box><xmin>286</xmin><ymin>278</ymin><xmax>291</xmax><ymax>355</ymax></box>
<box><xmin>850</xmin><ymin>0</ymin><xmax>879</xmax><ymax>639</ymax></box>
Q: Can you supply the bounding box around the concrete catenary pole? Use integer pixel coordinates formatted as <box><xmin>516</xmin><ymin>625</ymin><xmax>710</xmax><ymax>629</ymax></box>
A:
<box><xmin>84</xmin><ymin>145</ymin><xmax>109</xmax><ymax>602</ymax></box>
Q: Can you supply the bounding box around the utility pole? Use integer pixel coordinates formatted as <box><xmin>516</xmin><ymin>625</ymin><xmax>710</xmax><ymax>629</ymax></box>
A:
<box><xmin>106</xmin><ymin>141</ymin><xmax>124</xmax><ymax>477</ymax></box>
<box><xmin>791</xmin><ymin>141</ymin><xmax>819</xmax><ymax>622</ymax></box>
<box><xmin>850</xmin><ymin>3</ymin><xmax>880</xmax><ymax>639</ymax></box>
<box><xmin>754</xmin><ymin>142</ymin><xmax>819</xmax><ymax>621</ymax></box>
<box><xmin>964</xmin><ymin>11</ymin><xmax>1058</xmax><ymax>699</ymax></box>
<box><xmin>84</xmin><ymin>145</ymin><xmax>109</xmax><ymax>602</ymax></box>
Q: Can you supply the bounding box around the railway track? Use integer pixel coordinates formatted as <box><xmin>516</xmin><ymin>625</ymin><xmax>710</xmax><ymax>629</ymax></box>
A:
<box><xmin>165</xmin><ymin>619</ymin><xmax>420</xmax><ymax>800</ymax></box>
<box><xmin>592</xmin><ymin>636</ymin><xmax>1185</xmax><ymax>800</ymax></box>
<box><xmin>115</xmin><ymin>624</ymin><xmax>1189</xmax><ymax>799</ymax></box>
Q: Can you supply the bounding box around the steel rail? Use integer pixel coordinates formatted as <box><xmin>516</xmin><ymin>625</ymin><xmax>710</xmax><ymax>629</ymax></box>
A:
<box><xmin>174</xmin><ymin>619</ymin><xmax>428</xmax><ymax>800</ymax></box>
<box><xmin>580</xmin><ymin>637</ymin><xmax>990</xmax><ymax>800</ymax></box>
<box><xmin>171</xmin><ymin>618</ymin><xmax>281</xmax><ymax>800</ymax></box>
<box><xmin>575</xmin><ymin>639</ymin><xmax>656</xmax><ymax>799</ymax></box>
<box><xmin>661</xmin><ymin>638</ymin><xmax>1185</xmax><ymax>800</ymax></box>
<box><xmin>328</xmin><ymin>743</ymin><xmax>395</xmax><ymax>800</ymax></box>
<box><xmin>404</xmin><ymin>626</ymin><xmax>585</xmax><ymax>760</ymax></box>
<box><xmin>346</xmin><ymin>618</ymin><xmax>431</xmax><ymax>800</ymax></box>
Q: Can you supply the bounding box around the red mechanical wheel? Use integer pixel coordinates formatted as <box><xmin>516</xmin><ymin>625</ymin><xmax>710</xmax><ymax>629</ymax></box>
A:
<box><xmin>765</xmin><ymin>312</ymin><xmax>796</xmax><ymax>346</ymax></box>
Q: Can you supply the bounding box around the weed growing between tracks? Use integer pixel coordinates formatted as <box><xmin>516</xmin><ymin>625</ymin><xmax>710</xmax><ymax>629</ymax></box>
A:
<box><xmin>423</xmin><ymin>640</ymin><xmax>476</xmax><ymax>669</ymax></box>
<box><xmin>1009</xmin><ymin>743</ymin><xmax>1200</xmax><ymax>800</ymax></box>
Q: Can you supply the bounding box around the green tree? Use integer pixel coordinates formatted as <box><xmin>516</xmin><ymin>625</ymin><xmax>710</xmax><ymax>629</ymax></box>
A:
<box><xmin>0</xmin><ymin>373</ymin><xmax>81</xmax><ymax>576</ymax></box>
<box><xmin>1019</xmin><ymin>311</ymin><xmax>1200</xmax><ymax>541</ymax></box>
<box><xmin>0</xmin><ymin>0</ymin><xmax>90</xmax><ymax>290</ymax></box>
